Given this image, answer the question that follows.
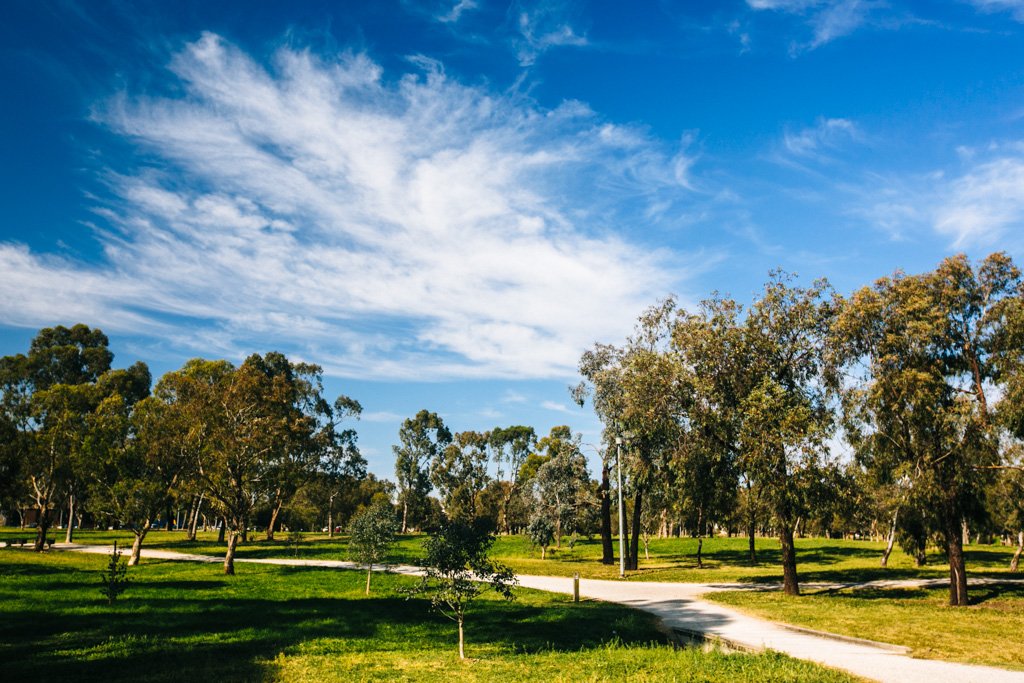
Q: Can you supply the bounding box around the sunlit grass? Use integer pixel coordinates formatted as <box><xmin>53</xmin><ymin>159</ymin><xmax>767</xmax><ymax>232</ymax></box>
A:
<box><xmin>0</xmin><ymin>548</ymin><xmax>859</xmax><ymax>682</ymax></box>
<box><xmin>708</xmin><ymin>584</ymin><xmax>1024</xmax><ymax>670</ymax></box>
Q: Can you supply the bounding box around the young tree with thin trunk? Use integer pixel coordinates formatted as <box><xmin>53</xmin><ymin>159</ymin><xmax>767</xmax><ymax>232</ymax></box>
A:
<box><xmin>348</xmin><ymin>500</ymin><xmax>398</xmax><ymax>594</ymax></box>
<box><xmin>404</xmin><ymin>520</ymin><xmax>516</xmax><ymax>659</ymax></box>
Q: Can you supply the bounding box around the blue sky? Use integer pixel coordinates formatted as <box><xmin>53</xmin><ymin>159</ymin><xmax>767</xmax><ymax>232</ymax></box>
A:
<box><xmin>2</xmin><ymin>0</ymin><xmax>1024</xmax><ymax>476</ymax></box>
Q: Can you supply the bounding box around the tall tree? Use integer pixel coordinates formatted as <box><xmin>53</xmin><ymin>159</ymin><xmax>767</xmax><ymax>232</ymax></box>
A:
<box><xmin>489</xmin><ymin>426</ymin><xmax>536</xmax><ymax>534</ymax></box>
<box><xmin>431</xmin><ymin>430</ymin><xmax>490</xmax><ymax>522</ymax></box>
<box><xmin>531</xmin><ymin>426</ymin><xmax>594</xmax><ymax>549</ymax></box>
<box><xmin>738</xmin><ymin>272</ymin><xmax>835</xmax><ymax>596</ymax></box>
<box><xmin>833</xmin><ymin>253</ymin><xmax>1017</xmax><ymax>605</ymax></box>
<box><xmin>393</xmin><ymin>410</ymin><xmax>451</xmax><ymax>533</ymax></box>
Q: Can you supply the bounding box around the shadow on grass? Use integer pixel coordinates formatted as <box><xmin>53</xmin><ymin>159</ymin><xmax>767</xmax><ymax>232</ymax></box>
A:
<box><xmin>0</xmin><ymin>563</ymin><xmax>666</xmax><ymax>683</ymax></box>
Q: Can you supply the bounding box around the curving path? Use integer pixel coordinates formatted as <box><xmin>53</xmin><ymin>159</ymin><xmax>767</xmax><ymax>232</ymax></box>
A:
<box><xmin>54</xmin><ymin>544</ymin><xmax>1024</xmax><ymax>683</ymax></box>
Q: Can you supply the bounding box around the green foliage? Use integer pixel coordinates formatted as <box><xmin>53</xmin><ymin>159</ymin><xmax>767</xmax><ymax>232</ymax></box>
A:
<box><xmin>348</xmin><ymin>500</ymin><xmax>398</xmax><ymax>593</ymax></box>
<box><xmin>526</xmin><ymin>514</ymin><xmax>555</xmax><ymax>558</ymax></box>
<box><xmin>98</xmin><ymin>541</ymin><xmax>130</xmax><ymax>604</ymax></box>
<box><xmin>404</xmin><ymin>520</ymin><xmax>516</xmax><ymax>658</ymax></box>
<box><xmin>394</xmin><ymin>410</ymin><xmax>451</xmax><ymax>532</ymax></box>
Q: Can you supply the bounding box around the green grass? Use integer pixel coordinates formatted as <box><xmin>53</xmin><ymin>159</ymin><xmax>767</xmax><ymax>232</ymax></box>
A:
<box><xmin>5</xmin><ymin>527</ymin><xmax>1019</xmax><ymax>584</ymax></box>
<box><xmin>0</xmin><ymin>548</ymin><xmax>859</xmax><ymax>682</ymax></box>
<box><xmin>707</xmin><ymin>584</ymin><xmax>1024</xmax><ymax>670</ymax></box>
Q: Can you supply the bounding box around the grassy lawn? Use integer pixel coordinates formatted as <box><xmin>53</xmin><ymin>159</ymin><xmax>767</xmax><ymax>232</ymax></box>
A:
<box><xmin>4</xmin><ymin>524</ymin><xmax>1019</xmax><ymax>581</ymax></box>
<box><xmin>707</xmin><ymin>584</ymin><xmax>1024</xmax><ymax>671</ymax></box>
<box><xmin>0</xmin><ymin>548</ymin><xmax>860</xmax><ymax>682</ymax></box>
<box><xmin>4</xmin><ymin>528</ymin><xmax>1020</xmax><ymax>584</ymax></box>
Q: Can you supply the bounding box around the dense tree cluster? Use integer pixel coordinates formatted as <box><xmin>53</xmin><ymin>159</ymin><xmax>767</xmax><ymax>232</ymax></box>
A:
<box><xmin>0</xmin><ymin>328</ymin><xmax>373</xmax><ymax>573</ymax></box>
<box><xmin>574</xmin><ymin>253</ymin><xmax>1024</xmax><ymax>604</ymax></box>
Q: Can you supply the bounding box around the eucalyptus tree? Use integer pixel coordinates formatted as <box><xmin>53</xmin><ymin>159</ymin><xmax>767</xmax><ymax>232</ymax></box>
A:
<box><xmin>393</xmin><ymin>410</ymin><xmax>451</xmax><ymax>532</ymax></box>
<box><xmin>670</xmin><ymin>294</ymin><xmax>747</xmax><ymax>565</ymax></box>
<box><xmin>431</xmin><ymin>430</ymin><xmax>491</xmax><ymax>522</ymax></box>
<box><xmin>531</xmin><ymin>426</ymin><xmax>595</xmax><ymax>549</ymax></box>
<box><xmin>833</xmin><ymin>253</ymin><xmax>1019</xmax><ymax>605</ymax></box>
<box><xmin>0</xmin><ymin>324</ymin><xmax>119</xmax><ymax>549</ymax></box>
<box><xmin>575</xmin><ymin>300</ymin><xmax>683</xmax><ymax>570</ymax></box>
<box><xmin>737</xmin><ymin>272</ymin><xmax>836</xmax><ymax>596</ymax></box>
<box><xmin>489</xmin><ymin>425</ymin><xmax>536</xmax><ymax>533</ymax></box>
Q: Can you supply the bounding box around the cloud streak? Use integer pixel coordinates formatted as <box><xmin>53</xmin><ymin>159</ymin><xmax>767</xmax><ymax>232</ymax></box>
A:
<box><xmin>0</xmin><ymin>33</ymin><xmax>694</xmax><ymax>381</ymax></box>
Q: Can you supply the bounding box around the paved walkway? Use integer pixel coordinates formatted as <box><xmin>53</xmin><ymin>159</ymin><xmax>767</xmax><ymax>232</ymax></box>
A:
<box><xmin>55</xmin><ymin>544</ymin><xmax>1024</xmax><ymax>683</ymax></box>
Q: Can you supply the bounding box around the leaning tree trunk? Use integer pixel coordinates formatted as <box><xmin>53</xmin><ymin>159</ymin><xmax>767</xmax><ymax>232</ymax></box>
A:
<box><xmin>628</xmin><ymin>490</ymin><xmax>643</xmax><ymax>571</ymax></box>
<box><xmin>600</xmin><ymin>465</ymin><xmax>614</xmax><ymax>564</ymax></box>
<box><xmin>945</xmin><ymin>514</ymin><xmax>969</xmax><ymax>606</ymax></box>
<box><xmin>224</xmin><ymin>530</ymin><xmax>239</xmax><ymax>575</ymax></box>
<box><xmin>780</xmin><ymin>524</ymin><xmax>800</xmax><ymax>596</ymax></box>
<box><xmin>881</xmin><ymin>508</ymin><xmax>899</xmax><ymax>568</ymax></box>
<box><xmin>1011</xmin><ymin>531</ymin><xmax>1023</xmax><ymax>572</ymax></box>
<box><xmin>128</xmin><ymin>526</ymin><xmax>148</xmax><ymax>566</ymax></box>
<box><xmin>266</xmin><ymin>495</ymin><xmax>283</xmax><ymax>541</ymax></box>
<box><xmin>65</xmin><ymin>494</ymin><xmax>75</xmax><ymax>544</ymax></box>
<box><xmin>188</xmin><ymin>494</ymin><xmax>203</xmax><ymax>541</ymax></box>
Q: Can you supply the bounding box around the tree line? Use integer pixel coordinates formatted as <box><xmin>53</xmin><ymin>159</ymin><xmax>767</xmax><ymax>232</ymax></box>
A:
<box><xmin>574</xmin><ymin>252</ymin><xmax>1024</xmax><ymax>605</ymax></box>
<box><xmin>2</xmin><ymin>252</ymin><xmax>1021</xmax><ymax>606</ymax></box>
<box><xmin>0</xmin><ymin>327</ymin><xmax>380</xmax><ymax>572</ymax></box>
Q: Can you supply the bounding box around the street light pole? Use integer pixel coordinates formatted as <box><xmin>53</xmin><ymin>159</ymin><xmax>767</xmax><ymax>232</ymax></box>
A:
<box><xmin>615</xmin><ymin>435</ymin><xmax>626</xmax><ymax>578</ymax></box>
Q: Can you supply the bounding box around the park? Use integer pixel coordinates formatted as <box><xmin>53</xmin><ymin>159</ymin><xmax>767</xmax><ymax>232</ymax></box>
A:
<box><xmin>3</xmin><ymin>250</ymin><xmax>1024</xmax><ymax>681</ymax></box>
<box><xmin>4</xmin><ymin>4</ymin><xmax>1024</xmax><ymax>680</ymax></box>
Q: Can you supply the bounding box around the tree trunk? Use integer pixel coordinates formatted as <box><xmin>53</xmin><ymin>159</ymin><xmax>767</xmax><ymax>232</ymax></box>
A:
<box><xmin>458</xmin><ymin>617</ymin><xmax>465</xmax><ymax>660</ymax></box>
<box><xmin>881</xmin><ymin>508</ymin><xmax>898</xmax><ymax>568</ymax></box>
<box><xmin>217</xmin><ymin>518</ymin><xmax>226</xmax><ymax>544</ymax></box>
<box><xmin>1011</xmin><ymin>531</ymin><xmax>1023</xmax><ymax>572</ymax></box>
<box><xmin>128</xmin><ymin>526</ymin><xmax>148</xmax><ymax>566</ymax></box>
<box><xmin>945</xmin><ymin>515</ymin><xmax>969</xmax><ymax>606</ymax></box>
<box><xmin>780</xmin><ymin>524</ymin><xmax>800</xmax><ymax>596</ymax></box>
<box><xmin>401</xmin><ymin>499</ymin><xmax>408</xmax><ymax>534</ymax></box>
<box><xmin>33</xmin><ymin>505</ymin><xmax>51</xmax><ymax>552</ymax></box>
<box><xmin>696</xmin><ymin>507</ymin><xmax>704</xmax><ymax>569</ymax></box>
<box><xmin>600</xmin><ymin>465</ymin><xmax>614</xmax><ymax>565</ymax></box>
<box><xmin>64</xmin><ymin>494</ymin><xmax>75</xmax><ymax>544</ymax></box>
<box><xmin>541</xmin><ymin>545</ymin><xmax>546</xmax><ymax>560</ymax></box>
<box><xmin>266</xmin><ymin>497</ymin><xmax>283</xmax><ymax>542</ymax></box>
<box><xmin>747</xmin><ymin>512</ymin><xmax>757</xmax><ymax>564</ymax></box>
<box><xmin>188</xmin><ymin>494</ymin><xmax>203</xmax><ymax>541</ymax></box>
<box><xmin>962</xmin><ymin>519</ymin><xmax>971</xmax><ymax>547</ymax></box>
<box><xmin>628</xmin><ymin>490</ymin><xmax>642</xmax><ymax>571</ymax></box>
<box><xmin>365</xmin><ymin>564</ymin><xmax>372</xmax><ymax>595</ymax></box>
<box><xmin>224</xmin><ymin>530</ymin><xmax>239</xmax><ymax>575</ymax></box>
<box><xmin>328</xmin><ymin>507</ymin><xmax>334</xmax><ymax>539</ymax></box>
<box><xmin>165</xmin><ymin>502</ymin><xmax>173</xmax><ymax>531</ymax></box>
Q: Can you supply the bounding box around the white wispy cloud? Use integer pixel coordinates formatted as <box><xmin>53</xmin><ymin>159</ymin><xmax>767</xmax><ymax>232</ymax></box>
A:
<box><xmin>0</xmin><ymin>33</ymin><xmax>695</xmax><ymax>381</ymax></box>
<box><xmin>747</xmin><ymin>0</ymin><xmax>874</xmax><ymax>52</ymax></box>
<box><xmin>847</xmin><ymin>146</ymin><xmax>1024</xmax><ymax>248</ymax></box>
<box><xmin>967</xmin><ymin>0</ymin><xmax>1024</xmax><ymax>21</ymax></box>
<box><xmin>778</xmin><ymin>117</ymin><xmax>861</xmax><ymax>165</ymax></box>
<box><xmin>514</xmin><ymin>1</ymin><xmax>588</xmax><ymax>67</ymax></box>
<box><xmin>540</xmin><ymin>400</ymin><xmax>573</xmax><ymax>413</ymax></box>
<box><xmin>436</xmin><ymin>0</ymin><xmax>478</xmax><ymax>23</ymax></box>
<box><xmin>934</xmin><ymin>156</ymin><xmax>1024</xmax><ymax>247</ymax></box>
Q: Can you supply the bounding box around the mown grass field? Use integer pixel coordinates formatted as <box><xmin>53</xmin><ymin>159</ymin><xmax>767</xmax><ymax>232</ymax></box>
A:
<box><xmin>0</xmin><ymin>548</ymin><xmax>860</xmax><ymax>682</ymax></box>
<box><xmin>708</xmin><ymin>583</ymin><xmax>1024</xmax><ymax>671</ymax></box>
<box><xmin>8</xmin><ymin>527</ymin><xmax>1015</xmax><ymax>584</ymax></box>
